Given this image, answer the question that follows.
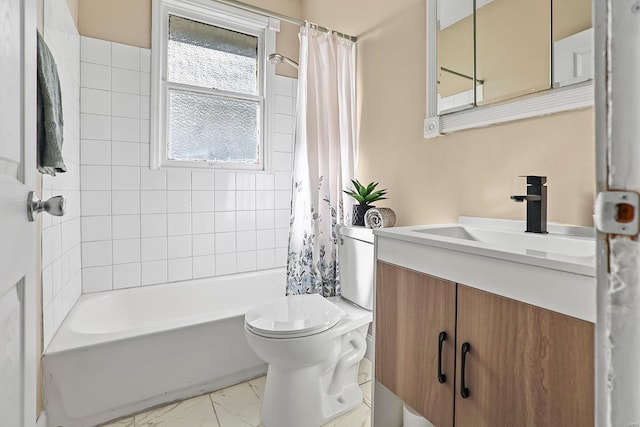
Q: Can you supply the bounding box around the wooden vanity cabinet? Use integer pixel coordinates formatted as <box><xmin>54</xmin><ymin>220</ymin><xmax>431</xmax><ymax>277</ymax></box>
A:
<box><xmin>455</xmin><ymin>284</ymin><xmax>594</xmax><ymax>427</ymax></box>
<box><xmin>375</xmin><ymin>261</ymin><xmax>595</xmax><ymax>427</ymax></box>
<box><xmin>375</xmin><ymin>262</ymin><xmax>457</xmax><ymax>427</ymax></box>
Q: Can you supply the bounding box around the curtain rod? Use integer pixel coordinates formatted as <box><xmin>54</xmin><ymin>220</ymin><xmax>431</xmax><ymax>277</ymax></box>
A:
<box><xmin>213</xmin><ymin>0</ymin><xmax>358</xmax><ymax>42</ymax></box>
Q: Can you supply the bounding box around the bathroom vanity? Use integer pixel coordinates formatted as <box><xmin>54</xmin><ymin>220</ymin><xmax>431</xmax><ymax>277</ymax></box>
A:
<box><xmin>371</xmin><ymin>217</ymin><xmax>595</xmax><ymax>427</ymax></box>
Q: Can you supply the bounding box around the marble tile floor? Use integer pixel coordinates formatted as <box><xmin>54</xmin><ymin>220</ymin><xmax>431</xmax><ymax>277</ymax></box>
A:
<box><xmin>101</xmin><ymin>358</ymin><xmax>373</xmax><ymax>427</ymax></box>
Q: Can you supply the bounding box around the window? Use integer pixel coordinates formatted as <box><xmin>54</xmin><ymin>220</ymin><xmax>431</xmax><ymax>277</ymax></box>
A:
<box><xmin>151</xmin><ymin>0</ymin><xmax>279</xmax><ymax>170</ymax></box>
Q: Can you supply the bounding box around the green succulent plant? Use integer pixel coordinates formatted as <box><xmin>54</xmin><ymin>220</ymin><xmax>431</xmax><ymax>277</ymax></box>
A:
<box><xmin>343</xmin><ymin>179</ymin><xmax>388</xmax><ymax>206</ymax></box>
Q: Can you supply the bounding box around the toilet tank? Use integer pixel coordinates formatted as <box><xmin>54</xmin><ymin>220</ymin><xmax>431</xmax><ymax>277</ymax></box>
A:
<box><xmin>337</xmin><ymin>225</ymin><xmax>374</xmax><ymax>310</ymax></box>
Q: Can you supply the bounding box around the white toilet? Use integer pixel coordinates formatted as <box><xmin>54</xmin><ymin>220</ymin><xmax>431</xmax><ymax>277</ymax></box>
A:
<box><xmin>244</xmin><ymin>225</ymin><xmax>374</xmax><ymax>427</ymax></box>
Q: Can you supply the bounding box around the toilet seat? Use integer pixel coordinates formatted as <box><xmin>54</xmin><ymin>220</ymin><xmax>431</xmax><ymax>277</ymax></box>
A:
<box><xmin>245</xmin><ymin>294</ymin><xmax>342</xmax><ymax>339</ymax></box>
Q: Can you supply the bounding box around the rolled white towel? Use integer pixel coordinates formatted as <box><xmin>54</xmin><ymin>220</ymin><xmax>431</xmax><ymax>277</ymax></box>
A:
<box><xmin>364</xmin><ymin>207</ymin><xmax>397</xmax><ymax>229</ymax></box>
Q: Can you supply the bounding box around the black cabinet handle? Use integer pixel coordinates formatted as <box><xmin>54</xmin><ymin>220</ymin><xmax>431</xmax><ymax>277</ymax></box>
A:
<box><xmin>438</xmin><ymin>331</ymin><xmax>447</xmax><ymax>384</ymax></box>
<box><xmin>460</xmin><ymin>342</ymin><xmax>471</xmax><ymax>399</ymax></box>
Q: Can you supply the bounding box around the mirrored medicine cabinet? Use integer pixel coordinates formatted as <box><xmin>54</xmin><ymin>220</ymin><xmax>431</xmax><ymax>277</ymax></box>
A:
<box><xmin>425</xmin><ymin>0</ymin><xmax>593</xmax><ymax>138</ymax></box>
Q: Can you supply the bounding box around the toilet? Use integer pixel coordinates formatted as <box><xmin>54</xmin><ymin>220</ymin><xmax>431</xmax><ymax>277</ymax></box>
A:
<box><xmin>244</xmin><ymin>225</ymin><xmax>374</xmax><ymax>427</ymax></box>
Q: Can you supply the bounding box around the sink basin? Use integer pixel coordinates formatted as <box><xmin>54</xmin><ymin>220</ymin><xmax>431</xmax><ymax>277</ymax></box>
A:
<box><xmin>412</xmin><ymin>225</ymin><xmax>595</xmax><ymax>258</ymax></box>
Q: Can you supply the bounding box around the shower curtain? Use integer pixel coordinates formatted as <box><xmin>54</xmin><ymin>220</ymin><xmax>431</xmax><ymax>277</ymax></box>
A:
<box><xmin>286</xmin><ymin>24</ymin><xmax>357</xmax><ymax>296</ymax></box>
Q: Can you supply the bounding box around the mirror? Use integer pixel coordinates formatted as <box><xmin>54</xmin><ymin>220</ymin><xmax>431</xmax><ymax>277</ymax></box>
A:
<box><xmin>427</xmin><ymin>0</ymin><xmax>593</xmax><ymax>137</ymax></box>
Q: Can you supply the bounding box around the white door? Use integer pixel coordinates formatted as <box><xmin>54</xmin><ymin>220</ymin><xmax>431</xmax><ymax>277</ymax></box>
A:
<box><xmin>0</xmin><ymin>0</ymin><xmax>39</xmax><ymax>426</ymax></box>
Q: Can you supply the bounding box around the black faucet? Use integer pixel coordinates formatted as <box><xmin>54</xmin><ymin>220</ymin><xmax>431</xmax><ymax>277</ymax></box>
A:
<box><xmin>510</xmin><ymin>176</ymin><xmax>547</xmax><ymax>234</ymax></box>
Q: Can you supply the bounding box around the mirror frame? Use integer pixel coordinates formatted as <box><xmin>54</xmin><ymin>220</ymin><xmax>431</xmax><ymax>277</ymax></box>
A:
<box><xmin>424</xmin><ymin>0</ymin><xmax>593</xmax><ymax>138</ymax></box>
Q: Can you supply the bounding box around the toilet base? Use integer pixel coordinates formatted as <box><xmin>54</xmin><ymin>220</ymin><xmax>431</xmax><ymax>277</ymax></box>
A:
<box><xmin>260</xmin><ymin>326</ymin><xmax>368</xmax><ymax>427</ymax></box>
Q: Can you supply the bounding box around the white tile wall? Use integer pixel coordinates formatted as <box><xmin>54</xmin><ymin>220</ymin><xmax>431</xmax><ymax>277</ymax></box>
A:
<box><xmin>79</xmin><ymin>37</ymin><xmax>295</xmax><ymax>292</ymax></box>
<box><xmin>42</xmin><ymin>0</ymin><xmax>82</xmax><ymax>348</ymax></box>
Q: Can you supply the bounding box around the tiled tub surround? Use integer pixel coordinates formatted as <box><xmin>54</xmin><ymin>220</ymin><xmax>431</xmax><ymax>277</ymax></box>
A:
<box><xmin>79</xmin><ymin>36</ymin><xmax>295</xmax><ymax>293</ymax></box>
<box><xmin>42</xmin><ymin>0</ymin><xmax>83</xmax><ymax>348</ymax></box>
<box><xmin>44</xmin><ymin>269</ymin><xmax>283</xmax><ymax>427</ymax></box>
<box><xmin>99</xmin><ymin>358</ymin><xmax>373</xmax><ymax>427</ymax></box>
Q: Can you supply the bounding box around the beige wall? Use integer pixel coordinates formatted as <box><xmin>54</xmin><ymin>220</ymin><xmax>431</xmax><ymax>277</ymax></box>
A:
<box><xmin>303</xmin><ymin>0</ymin><xmax>595</xmax><ymax>227</ymax></box>
<box><xmin>77</xmin><ymin>0</ymin><xmax>301</xmax><ymax>77</ymax></box>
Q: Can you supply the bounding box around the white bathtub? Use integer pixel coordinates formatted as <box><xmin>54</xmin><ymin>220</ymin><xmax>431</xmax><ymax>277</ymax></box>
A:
<box><xmin>44</xmin><ymin>269</ymin><xmax>285</xmax><ymax>427</ymax></box>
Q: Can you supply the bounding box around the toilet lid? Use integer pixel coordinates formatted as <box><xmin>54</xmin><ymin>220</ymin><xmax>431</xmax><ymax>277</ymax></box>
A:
<box><xmin>245</xmin><ymin>294</ymin><xmax>342</xmax><ymax>338</ymax></box>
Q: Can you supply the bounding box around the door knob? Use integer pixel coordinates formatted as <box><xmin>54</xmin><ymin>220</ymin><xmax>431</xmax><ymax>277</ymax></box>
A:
<box><xmin>27</xmin><ymin>191</ymin><xmax>66</xmax><ymax>222</ymax></box>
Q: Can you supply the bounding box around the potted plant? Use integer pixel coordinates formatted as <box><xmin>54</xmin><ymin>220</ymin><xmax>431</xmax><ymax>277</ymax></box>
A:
<box><xmin>343</xmin><ymin>179</ymin><xmax>388</xmax><ymax>226</ymax></box>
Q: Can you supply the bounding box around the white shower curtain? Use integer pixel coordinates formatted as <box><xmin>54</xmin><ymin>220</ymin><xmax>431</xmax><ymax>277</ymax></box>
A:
<box><xmin>286</xmin><ymin>24</ymin><xmax>357</xmax><ymax>296</ymax></box>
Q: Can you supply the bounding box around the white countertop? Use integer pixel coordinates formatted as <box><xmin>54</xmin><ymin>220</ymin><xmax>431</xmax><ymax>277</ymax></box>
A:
<box><xmin>373</xmin><ymin>217</ymin><xmax>596</xmax><ymax>322</ymax></box>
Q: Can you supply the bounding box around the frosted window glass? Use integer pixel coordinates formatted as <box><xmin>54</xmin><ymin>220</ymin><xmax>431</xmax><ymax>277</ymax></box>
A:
<box><xmin>168</xmin><ymin>15</ymin><xmax>258</xmax><ymax>94</ymax></box>
<box><xmin>168</xmin><ymin>90</ymin><xmax>260</xmax><ymax>163</ymax></box>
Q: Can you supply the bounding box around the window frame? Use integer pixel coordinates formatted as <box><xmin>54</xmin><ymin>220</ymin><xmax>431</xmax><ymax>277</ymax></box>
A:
<box><xmin>151</xmin><ymin>0</ymin><xmax>279</xmax><ymax>170</ymax></box>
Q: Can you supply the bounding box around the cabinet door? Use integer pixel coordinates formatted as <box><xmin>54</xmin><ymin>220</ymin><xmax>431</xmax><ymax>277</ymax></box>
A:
<box><xmin>455</xmin><ymin>285</ymin><xmax>594</xmax><ymax>427</ymax></box>
<box><xmin>376</xmin><ymin>262</ymin><xmax>457</xmax><ymax>427</ymax></box>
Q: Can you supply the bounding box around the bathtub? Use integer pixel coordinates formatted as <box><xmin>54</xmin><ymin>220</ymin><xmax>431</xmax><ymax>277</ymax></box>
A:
<box><xmin>43</xmin><ymin>269</ymin><xmax>285</xmax><ymax>427</ymax></box>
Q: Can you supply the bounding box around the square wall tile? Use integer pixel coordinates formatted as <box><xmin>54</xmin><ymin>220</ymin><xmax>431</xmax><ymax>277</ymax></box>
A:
<box><xmin>274</xmin><ymin>190</ymin><xmax>291</xmax><ymax>209</ymax></box>
<box><xmin>81</xmin><ymin>165</ymin><xmax>111</xmax><ymax>191</ymax></box>
<box><xmin>167</xmin><ymin>169</ymin><xmax>191</xmax><ymax>190</ymax></box>
<box><xmin>215</xmin><ymin>191</ymin><xmax>235</xmax><ymax>212</ymax></box>
<box><xmin>81</xmin><ymin>216</ymin><xmax>111</xmax><ymax>242</ymax></box>
<box><xmin>257</xmin><ymin>249</ymin><xmax>276</xmax><ymax>270</ymax></box>
<box><xmin>237</xmin><ymin>251</ymin><xmax>257</xmax><ymax>272</ymax></box>
<box><xmin>141</xmin><ymin>237</ymin><xmax>167</xmax><ymax>262</ymax></box>
<box><xmin>112</xmin><ymin>191</ymin><xmax>140</xmax><ymax>214</ymax></box>
<box><xmin>236</xmin><ymin>173</ymin><xmax>255</xmax><ymax>190</ymax></box>
<box><xmin>81</xmin><ymin>62</ymin><xmax>111</xmax><ymax>91</ymax></box>
<box><xmin>192</xmin><ymin>171</ymin><xmax>215</xmax><ymax>191</ymax></box>
<box><xmin>236</xmin><ymin>191</ymin><xmax>256</xmax><ymax>211</ymax></box>
<box><xmin>112</xmin><ymin>166</ymin><xmax>140</xmax><ymax>190</ymax></box>
<box><xmin>215</xmin><ymin>172</ymin><xmax>235</xmax><ymax>190</ymax></box>
<box><xmin>82</xmin><ymin>241</ymin><xmax>112</xmax><ymax>267</ymax></box>
<box><xmin>256</xmin><ymin>210</ymin><xmax>275</xmax><ymax>230</ymax></box>
<box><xmin>112</xmin><ymin>67</ymin><xmax>140</xmax><ymax>94</ymax></box>
<box><xmin>168</xmin><ymin>235</ymin><xmax>192</xmax><ymax>259</ymax></box>
<box><xmin>112</xmin><ymin>117</ymin><xmax>139</xmax><ymax>142</ymax></box>
<box><xmin>190</xmin><ymin>211</ymin><xmax>214</xmax><ymax>234</ymax></box>
<box><xmin>81</xmin><ymin>191</ymin><xmax>111</xmax><ymax>216</ymax></box>
<box><xmin>140</xmin><ymin>191</ymin><xmax>166</xmax><ymax>214</ymax></box>
<box><xmin>215</xmin><ymin>232</ymin><xmax>236</xmax><ymax>254</ymax></box>
<box><xmin>112</xmin><ymin>142</ymin><xmax>140</xmax><ymax>166</ymax></box>
<box><xmin>113</xmin><ymin>238</ymin><xmax>141</xmax><ymax>264</ymax></box>
<box><xmin>236</xmin><ymin>211</ymin><xmax>256</xmax><ymax>231</ymax></box>
<box><xmin>112</xmin><ymin>92</ymin><xmax>140</xmax><ymax>118</ymax></box>
<box><xmin>113</xmin><ymin>262</ymin><xmax>141</xmax><ymax>289</ymax></box>
<box><xmin>112</xmin><ymin>43</ymin><xmax>140</xmax><ymax>70</ymax></box>
<box><xmin>168</xmin><ymin>213</ymin><xmax>191</xmax><ymax>236</ymax></box>
<box><xmin>82</xmin><ymin>266</ymin><xmax>113</xmax><ymax>293</ymax></box>
<box><xmin>257</xmin><ymin>229</ymin><xmax>275</xmax><ymax>250</ymax></box>
<box><xmin>140</xmin><ymin>49</ymin><xmax>151</xmax><ymax>73</ymax></box>
<box><xmin>193</xmin><ymin>255</ymin><xmax>215</xmax><ymax>278</ymax></box>
<box><xmin>215</xmin><ymin>253</ymin><xmax>236</xmax><ymax>276</ymax></box>
<box><xmin>191</xmin><ymin>191</ymin><xmax>214</xmax><ymax>212</ymax></box>
<box><xmin>275</xmin><ymin>76</ymin><xmax>294</xmax><ymax>96</ymax></box>
<box><xmin>274</xmin><ymin>209</ymin><xmax>290</xmax><ymax>228</ymax></box>
<box><xmin>193</xmin><ymin>234</ymin><xmax>215</xmax><ymax>256</ymax></box>
<box><xmin>81</xmin><ymin>139</ymin><xmax>111</xmax><ymax>165</ymax></box>
<box><xmin>167</xmin><ymin>191</ymin><xmax>191</xmax><ymax>213</ymax></box>
<box><xmin>81</xmin><ymin>88</ymin><xmax>111</xmax><ymax>115</ymax></box>
<box><xmin>256</xmin><ymin>174</ymin><xmax>274</xmax><ymax>190</ymax></box>
<box><xmin>140</xmin><ymin>72</ymin><xmax>150</xmax><ymax>96</ymax></box>
<box><xmin>237</xmin><ymin>231</ymin><xmax>257</xmax><ymax>252</ymax></box>
<box><xmin>142</xmin><ymin>260</ymin><xmax>167</xmax><ymax>285</ymax></box>
<box><xmin>141</xmin><ymin>214</ymin><xmax>167</xmax><ymax>238</ymax></box>
<box><xmin>81</xmin><ymin>37</ymin><xmax>111</xmax><ymax>66</ymax></box>
<box><xmin>140</xmin><ymin>168</ymin><xmax>166</xmax><ymax>190</ymax></box>
<box><xmin>112</xmin><ymin>215</ymin><xmax>141</xmax><ymax>240</ymax></box>
<box><xmin>256</xmin><ymin>191</ymin><xmax>275</xmax><ymax>210</ymax></box>
<box><xmin>81</xmin><ymin>114</ymin><xmax>111</xmax><ymax>140</ymax></box>
<box><xmin>168</xmin><ymin>257</ymin><xmax>192</xmax><ymax>282</ymax></box>
<box><xmin>215</xmin><ymin>212</ymin><xmax>235</xmax><ymax>232</ymax></box>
